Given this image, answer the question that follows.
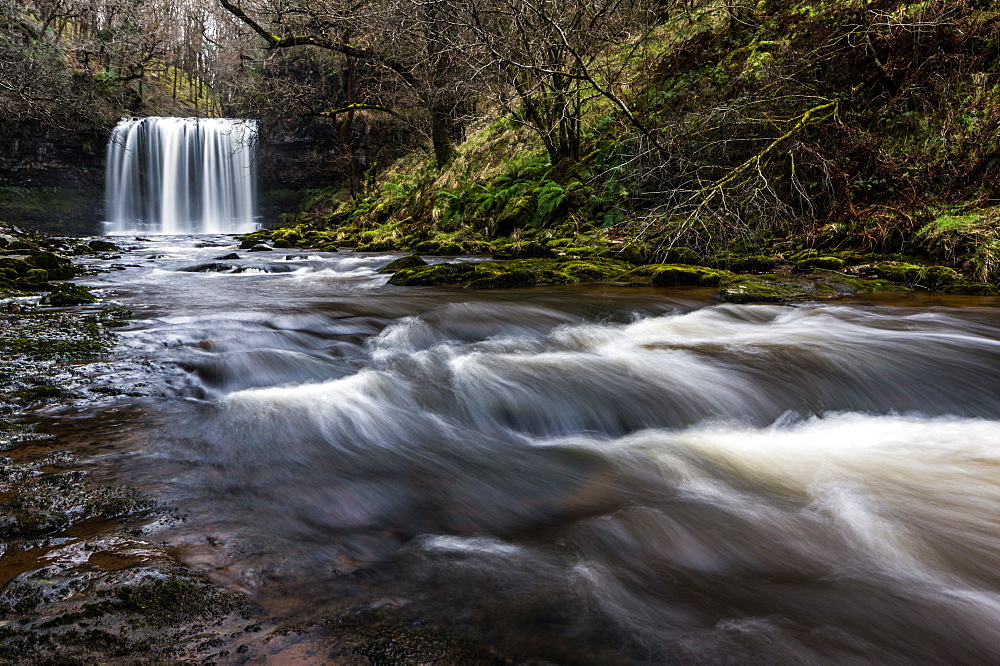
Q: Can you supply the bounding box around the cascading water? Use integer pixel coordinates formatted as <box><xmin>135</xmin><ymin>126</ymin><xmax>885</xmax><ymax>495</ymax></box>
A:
<box><xmin>104</xmin><ymin>117</ymin><xmax>258</xmax><ymax>234</ymax></box>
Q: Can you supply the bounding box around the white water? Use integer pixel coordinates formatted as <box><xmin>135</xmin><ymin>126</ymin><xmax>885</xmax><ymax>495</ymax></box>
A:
<box><xmin>104</xmin><ymin>117</ymin><xmax>258</xmax><ymax>234</ymax></box>
<box><xmin>74</xmin><ymin>238</ymin><xmax>1000</xmax><ymax>662</ymax></box>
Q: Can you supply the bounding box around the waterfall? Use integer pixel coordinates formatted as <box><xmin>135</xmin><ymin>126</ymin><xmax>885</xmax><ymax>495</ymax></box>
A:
<box><xmin>104</xmin><ymin>117</ymin><xmax>259</xmax><ymax>235</ymax></box>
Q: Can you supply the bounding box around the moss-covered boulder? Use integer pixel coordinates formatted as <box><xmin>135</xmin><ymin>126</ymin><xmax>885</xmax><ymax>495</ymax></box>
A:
<box><xmin>24</xmin><ymin>268</ymin><xmax>49</xmax><ymax>284</ymax></box>
<box><xmin>874</xmin><ymin>261</ymin><xmax>923</xmax><ymax>284</ymax></box>
<box><xmin>40</xmin><ymin>283</ymin><xmax>98</xmax><ymax>306</ymax></box>
<box><xmin>796</xmin><ymin>255</ymin><xmax>846</xmax><ymax>271</ymax></box>
<box><xmin>389</xmin><ymin>257</ymin><xmax>633</xmax><ymax>288</ymax></box>
<box><xmin>942</xmin><ymin>281</ymin><xmax>997</xmax><ymax>296</ymax></box>
<box><xmin>0</xmin><ymin>257</ymin><xmax>32</xmax><ymax>276</ymax></box>
<box><xmin>379</xmin><ymin>254</ymin><xmax>428</xmax><ymax>274</ymax></box>
<box><xmin>467</xmin><ymin>270</ymin><xmax>539</xmax><ymax>289</ymax></box>
<box><xmin>389</xmin><ymin>263</ymin><xmax>482</xmax><ymax>286</ymax></box>
<box><xmin>618</xmin><ymin>264</ymin><xmax>733</xmax><ymax>287</ymax></box>
<box><xmin>719</xmin><ymin>276</ymin><xmax>802</xmax><ymax>303</ymax></box>
<box><xmin>88</xmin><ymin>240</ymin><xmax>118</xmax><ymax>252</ymax></box>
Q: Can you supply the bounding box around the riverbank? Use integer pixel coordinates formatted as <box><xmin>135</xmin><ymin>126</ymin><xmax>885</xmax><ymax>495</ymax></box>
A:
<box><xmin>237</xmin><ymin>224</ymin><xmax>997</xmax><ymax>302</ymax></box>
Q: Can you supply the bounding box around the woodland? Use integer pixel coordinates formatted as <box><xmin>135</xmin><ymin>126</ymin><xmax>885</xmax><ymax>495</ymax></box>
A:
<box><xmin>1</xmin><ymin>0</ymin><xmax>999</xmax><ymax>284</ymax></box>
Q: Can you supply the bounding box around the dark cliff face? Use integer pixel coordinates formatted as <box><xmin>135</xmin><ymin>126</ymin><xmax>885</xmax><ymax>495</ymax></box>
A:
<box><xmin>0</xmin><ymin>123</ymin><xmax>107</xmax><ymax>235</ymax></box>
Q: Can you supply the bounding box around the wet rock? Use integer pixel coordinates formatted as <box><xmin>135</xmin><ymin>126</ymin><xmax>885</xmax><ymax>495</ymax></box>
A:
<box><xmin>719</xmin><ymin>276</ymin><xmax>801</xmax><ymax>303</ymax></box>
<box><xmin>88</xmin><ymin>240</ymin><xmax>118</xmax><ymax>253</ymax></box>
<box><xmin>379</xmin><ymin>254</ymin><xmax>428</xmax><ymax>274</ymax></box>
<box><xmin>214</xmin><ymin>252</ymin><xmax>241</xmax><ymax>260</ymax></box>
<box><xmin>232</xmin><ymin>264</ymin><xmax>295</xmax><ymax>274</ymax></box>
<box><xmin>467</xmin><ymin>269</ymin><xmax>538</xmax><ymax>289</ymax></box>
<box><xmin>177</xmin><ymin>263</ymin><xmax>236</xmax><ymax>273</ymax></box>
<box><xmin>389</xmin><ymin>263</ymin><xmax>480</xmax><ymax>286</ymax></box>
<box><xmin>942</xmin><ymin>281</ymin><xmax>997</xmax><ymax>295</ymax></box>
<box><xmin>248</xmin><ymin>245</ymin><xmax>273</xmax><ymax>252</ymax></box>
<box><xmin>41</xmin><ymin>284</ymin><xmax>99</xmax><ymax>306</ymax></box>
<box><xmin>618</xmin><ymin>264</ymin><xmax>732</xmax><ymax>287</ymax></box>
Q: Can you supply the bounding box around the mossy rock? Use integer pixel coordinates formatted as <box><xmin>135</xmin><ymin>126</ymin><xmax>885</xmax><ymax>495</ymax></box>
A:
<box><xmin>379</xmin><ymin>254</ymin><xmax>428</xmax><ymax>274</ymax></box>
<box><xmin>319</xmin><ymin>243</ymin><xmax>339</xmax><ymax>252</ymax></box>
<box><xmin>561</xmin><ymin>261</ymin><xmax>617</xmax><ymax>282</ymax></box>
<box><xmin>24</xmin><ymin>268</ymin><xmax>49</xmax><ymax>284</ymax></box>
<box><xmin>0</xmin><ymin>257</ymin><xmax>32</xmax><ymax>275</ymax></box>
<box><xmin>10</xmin><ymin>384</ymin><xmax>65</xmax><ymax>404</ymax></box>
<box><xmin>413</xmin><ymin>240</ymin><xmax>440</xmax><ymax>253</ymax></box>
<box><xmin>919</xmin><ymin>265</ymin><xmax>962</xmax><ymax>290</ymax></box>
<box><xmin>88</xmin><ymin>240</ymin><xmax>118</xmax><ymax>252</ymax></box>
<box><xmin>942</xmin><ymin>281</ymin><xmax>997</xmax><ymax>296</ymax></box>
<box><xmin>388</xmin><ymin>263</ymin><xmax>481</xmax><ymax>286</ymax></box>
<box><xmin>28</xmin><ymin>251</ymin><xmax>65</xmax><ymax>271</ymax></box>
<box><xmin>719</xmin><ymin>276</ymin><xmax>800</xmax><ymax>304</ymax></box>
<box><xmin>467</xmin><ymin>270</ymin><xmax>539</xmax><ymax>289</ymax></box>
<box><xmin>41</xmin><ymin>283</ymin><xmax>98</xmax><ymax>306</ymax></box>
<box><xmin>48</xmin><ymin>266</ymin><xmax>75</xmax><ymax>280</ymax></box>
<box><xmin>272</xmin><ymin>238</ymin><xmax>293</xmax><ymax>248</ymax></box>
<box><xmin>618</xmin><ymin>264</ymin><xmax>733</xmax><ymax>287</ymax></box>
<box><xmin>796</xmin><ymin>255</ymin><xmax>845</xmax><ymax>271</ymax></box>
<box><xmin>788</xmin><ymin>248</ymin><xmax>820</xmax><ymax>262</ymax></box>
<box><xmin>873</xmin><ymin>261</ymin><xmax>923</xmax><ymax>284</ymax></box>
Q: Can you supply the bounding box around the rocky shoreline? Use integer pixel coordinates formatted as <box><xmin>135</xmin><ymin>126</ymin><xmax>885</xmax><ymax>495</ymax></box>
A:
<box><xmin>239</xmin><ymin>223</ymin><xmax>998</xmax><ymax>302</ymax></box>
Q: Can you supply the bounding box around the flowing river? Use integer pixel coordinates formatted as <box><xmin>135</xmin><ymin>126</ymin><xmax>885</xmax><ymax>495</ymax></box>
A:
<box><xmin>39</xmin><ymin>236</ymin><xmax>1000</xmax><ymax>662</ymax></box>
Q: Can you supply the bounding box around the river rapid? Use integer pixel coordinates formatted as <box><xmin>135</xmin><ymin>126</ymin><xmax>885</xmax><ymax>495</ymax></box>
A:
<box><xmin>48</xmin><ymin>236</ymin><xmax>1000</xmax><ymax>662</ymax></box>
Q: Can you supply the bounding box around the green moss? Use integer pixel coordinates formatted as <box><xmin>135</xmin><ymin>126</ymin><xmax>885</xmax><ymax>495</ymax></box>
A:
<box><xmin>389</xmin><ymin>263</ymin><xmax>481</xmax><ymax>286</ymax></box>
<box><xmin>24</xmin><ymin>268</ymin><xmax>49</xmax><ymax>284</ymax></box>
<box><xmin>874</xmin><ymin>261</ymin><xmax>924</xmax><ymax>284</ymax></box>
<box><xmin>942</xmin><ymin>281</ymin><xmax>997</xmax><ymax>296</ymax></box>
<box><xmin>379</xmin><ymin>254</ymin><xmax>428</xmax><ymax>274</ymax></box>
<box><xmin>719</xmin><ymin>277</ymin><xmax>800</xmax><ymax>304</ymax></box>
<box><xmin>618</xmin><ymin>264</ymin><xmax>733</xmax><ymax>286</ymax></box>
<box><xmin>796</xmin><ymin>255</ymin><xmax>846</xmax><ymax>270</ymax></box>
<box><xmin>467</xmin><ymin>270</ymin><xmax>539</xmax><ymax>289</ymax></box>
<box><xmin>9</xmin><ymin>385</ymin><xmax>65</xmax><ymax>403</ymax></box>
<box><xmin>41</xmin><ymin>283</ymin><xmax>98</xmax><ymax>306</ymax></box>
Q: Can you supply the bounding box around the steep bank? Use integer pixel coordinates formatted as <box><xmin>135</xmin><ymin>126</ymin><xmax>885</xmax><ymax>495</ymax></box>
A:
<box><xmin>258</xmin><ymin>0</ymin><xmax>999</xmax><ymax>290</ymax></box>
